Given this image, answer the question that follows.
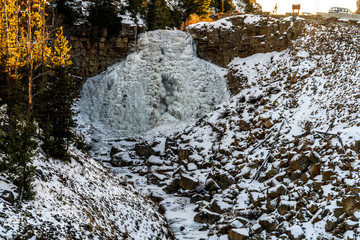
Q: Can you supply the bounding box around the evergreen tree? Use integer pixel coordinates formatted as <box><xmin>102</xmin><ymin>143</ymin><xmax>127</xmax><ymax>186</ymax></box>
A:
<box><xmin>211</xmin><ymin>0</ymin><xmax>234</xmax><ymax>13</ymax></box>
<box><xmin>37</xmin><ymin>27</ymin><xmax>75</xmax><ymax>159</ymax></box>
<box><xmin>88</xmin><ymin>0</ymin><xmax>123</xmax><ymax>36</ymax></box>
<box><xmin>127</xmin><ymin>0</ymin><xmax>147</xmax><ymax>19</ymax></box>
<box><xmin>0</xmin><ymin>105</ymin><xmax>37</xmax><ymax>201</ymax></box>
<box><xmin>146</xmin><ymin>0</ymin><xmax>171</xmax><ymax>30</ymax></box>
<box><xmin>56</xmin><ymin>0</ymin><xmax>81</xmax><ymax>25</ymax></box>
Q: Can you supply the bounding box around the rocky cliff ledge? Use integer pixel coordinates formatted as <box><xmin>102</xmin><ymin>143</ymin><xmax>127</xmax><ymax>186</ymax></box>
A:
<box><xmin>64</xmin><ymin>23</ymin><xmax>146</xmax><ymax>81</ymax></box>
<box><xmin>186</xmin><ymin>15</ymin><xmax>304</xmax><ymax>68</ymax></box>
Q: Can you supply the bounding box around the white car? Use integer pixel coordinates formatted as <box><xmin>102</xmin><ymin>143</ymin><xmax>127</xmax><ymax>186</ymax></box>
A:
<box><xmin>328</xmin><ymin>7</ymin><xmax>352</xmax><ymax>14</ymax></box>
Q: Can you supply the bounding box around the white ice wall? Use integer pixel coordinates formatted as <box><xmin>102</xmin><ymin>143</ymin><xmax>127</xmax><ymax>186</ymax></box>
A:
<box><xmin>77</xmin><ymin>30</ymin><xmax>228</xmax><ymax>137</ymax></box>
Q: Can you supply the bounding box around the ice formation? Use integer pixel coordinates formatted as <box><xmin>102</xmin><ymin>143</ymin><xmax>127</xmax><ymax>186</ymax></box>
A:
<box><xmin>77</xmin><ymin>30</ymin><xmax>228</xmax><ymax>136</ymax></box>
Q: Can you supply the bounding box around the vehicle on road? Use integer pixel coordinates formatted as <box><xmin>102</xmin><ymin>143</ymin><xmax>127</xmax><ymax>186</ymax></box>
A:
<box><xmin>328</xmin><ymin>7</ymin><xmax>352</xmax><ymax>14</ymax></box>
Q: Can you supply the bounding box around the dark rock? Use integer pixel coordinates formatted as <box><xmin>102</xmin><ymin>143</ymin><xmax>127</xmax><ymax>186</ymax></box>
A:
<box><xmin>110</xmin><ymin>147</ymin><xmax>121</xmax><ymax>158</ymax></box>
<box><xmin>278</xmin><ymin>202</ymin><xmax>290</xmax><ymax>215</ymax></box>
<box><xmin>66</xmin><ymin>23</ymin><xmax>146</xmax><ymax>80</ymax></box>
<box><xmin>194</xmin><ymin>209</ymin><xmax>221</xmax><ymax>224</ymax></box>
<box><xmin>205</xmin><ymin>179</ymin><xmax>220</xmax><ymax>191</ymax></box>
<box><xmin>110</xmin><ymin>152</ymin><xmax>133</xmax><ymax>167</ymax></box>
<box><xmin>178</xmin><ymin>149</ymin><xmax>192</xmax><ymax>165</ymax></box>
<box><xmin>179</xmin><ymin>174</ymin><xmax>199</xmax><ymax>190</ymax></box>
<box><xmin>238</xmin><ymin>120</ymin><xmax>251</xmax><ymax>131</ymax></box>
<box><xmin>342</xmin><ymin>196</ymin><xmax>360</xmax><ymax>216</ymax></box>
<box><xmin>218</xmin><ymin>173</ymin><xmax>235</xmax><ymax>190</ymax></box>
<box><xmin>209</xmin><ymin>200</ymin><xmax>231</xmax><ymax>214</ymax></box>
<box><xmin>149</xmin><ymin>192</ymin><xmax>164</xmax><ymax>203</ymax></box>
<box><xmin>135</xmin><ymin>143</ymin><xmax>156</xmax><ymax>158</ymax></box>
<box><xmin>0</xmin><ymin>190</ymin><xmax>14</xmax><ymax>204</ymax></box>
<box><xmin>352</xmin><ymin>140</ymin><xmax>360</xmax><ymax>153</ymax></box>
<box><xmin>308</xmin><ymin>151</ymin><xmax>319</xmax><ymax>163</ymax></box>
<box><xmin>287</xmin><ymin>225</ymin><xmax>305</xmax><ymax>240</ymax></box>
<box><xmin>322</xmin><ymin>170</ymin><xmax>335</xmax><ymax>181</ymax></box>
<box><xmin>228</xmin><ymin>228</ymin><xmax>249</xmax><ymax>240</ymax></box>
<box><xmin>290</xmin><ymin>154</ymin><xmax>310</xmax><ymax>172</ymax></box>
<box><xmin>290</xmin><ymin>170</ymin><xmax>302</xmax><ymax>181</ymax></box>
<box><xmin>190</xmin><ymin>193</ymin><xmax>210</xmax><ymax>203</ymax></box>
<box><xmin>187</xmin><ymin>15</ymin><xmax>303</xmax><ymax>69</ymax></box>
<box><xmin>259</xmin><ymin>217</ymin><xmax>277</xmax><ymax>232</ymax></box>
<box><xmin>325</xmin><ymin>219</ymin><xmax>336</xmax><ymax>232</ymax></box>
<box><xmin>267</xmin><ymin>184</ymin><xmax>287</xmax><ymax>199</ymax></box>
<box><xmin>308</xmin><ymin>163</ymin><xmax>321</xmax><ymax>179</ymax></box>
<box><xmin>263</xmin><ymin>119</ymin><xmax>274</xmax><ymax>129</ymax></box>
<box><xmin>163</xmin><ymin>178</ymin><xmax>180</xmax><ymax>194</ymax></box>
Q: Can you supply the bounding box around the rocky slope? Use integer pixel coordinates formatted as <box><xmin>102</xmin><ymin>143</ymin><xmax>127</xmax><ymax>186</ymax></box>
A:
<box><xmin>109</xmin><ymin>19</ymin><xmax>360</xmax><ymax>239</ymax></box>
<box><xmin>186</xmin><ymin>15</ymin><xmax>304</xmax><ymax>68</ymax></box>
<box><xmin>0</xmin><ymin>144</ymin><xmax>173</xmax><ymax>239</ymax></box>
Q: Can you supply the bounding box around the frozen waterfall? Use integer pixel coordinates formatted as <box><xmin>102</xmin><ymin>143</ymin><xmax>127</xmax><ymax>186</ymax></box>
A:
<box><xmin>77</xmin><ymin>30</ymin><xmax>229</xmax><ymax>137</ymax></box>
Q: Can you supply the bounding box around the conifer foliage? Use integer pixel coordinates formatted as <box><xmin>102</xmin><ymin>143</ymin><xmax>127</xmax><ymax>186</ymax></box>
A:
<box><xmin>0</xmin><ymin>0</ymin><xmax>75</xmax><ymax>201</ymax></box>
<box><xmin>146</xmin><ymin>0</ymin><xmax>171</xmax><ymax>30</ymax></box>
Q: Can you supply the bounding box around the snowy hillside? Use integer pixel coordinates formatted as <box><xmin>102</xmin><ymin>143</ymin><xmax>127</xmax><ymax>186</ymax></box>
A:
<box><xmin>0</xmin><ymin>145</ymin><xmax>173</xmax><ymax>239</ymax></box>
<box><xmin>85</xmin><ymin>20</ymin><xmax>360</xmax><ymax>239</ymax></box>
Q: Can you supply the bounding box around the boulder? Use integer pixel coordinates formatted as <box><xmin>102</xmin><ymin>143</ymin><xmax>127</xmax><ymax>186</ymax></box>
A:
<box><xmin>194</xmin><ymin>209</ymin><xmax>221</xmax><ymax>224</ymax></box>
<box><xmin>342</xmin><ymin>196</ymin><xmax>360</xmax><ymax>216</ymax></box>
<box><xmin>290</xmin><ymin>154</ymin><xmax>310</xmax><ymax>172</ymax></box>
<box><xmin>0</xmin><ymin>190</ymin><xmax>14</xmax><ymax>205</ymax></box>
<box><xmin>322</xmin><ymin>170</ymin><xmax>335</xmax><ymax>181</ymax></box>
<box><xmin>228</xmin><ymin>228</ymin><xmax>249</xmax><ymax>240</ymax></box>
<box><xmin>352</xmin><ymin>140</ymin><xmax>360</xmax><ymax>153</ymax></box>
<box><xmin>308</xmin><ymin>163</ymin><xmax>321</xmax><ymax>179</ymax></box>
<box><xmin>239</xmin><ymin>120</ymin><xmax>251</xmax><ymax>131</ymax></box>
<box><xmin>218</xmin><ymin>173</ymin><xmax>235</xmax><ymax>190</ymax></box>
<box><xmin>210</xmin><ymin>200</ymin><xmax>232</xmax><ymax>214</ymax></box>
<box><xmin>267</xmin><ymin>184</ymin><xmax>286</xmax><ymax>199</ymax></box>
<box><xmin>110</xmin><ymin>152</ymin><xmax>133</xmax><ymax>167</ymax></box>
<box><xmin>325</xmin><ymin>219</ymin><xmax>336</xmax><ymax>232</ymax></box>
<box><xmin>258</xmin><ymin>216</ymin><xmax>277</xmax><ymax>232</ymax></box>
<box><xmin>163</xmin><ymin>178</ymin><xmax>180</xmax><ymax>194</ymax></box>
<box><xmin>179</xmin><ymin>174</ymin><xmax>199</xmax><ymax>190</ymax></box>
<box><xmin>263</xmin><ymin>119</ymin><xmax>274</xmax><ymax>129</ymax></box>
<box><xmin>178</xmin><ymin>149</ymin><xmax>192</xmax><ymax>165</ymax></box>
<box><xmin>205</xmin><ymin>179</ymin><xmax>220</xmax><ymax>191</ymax></box>
<box><xmin>134</xmin><ymin>143</ymin><xmax>156</xmax><ymax>158</ymax></box>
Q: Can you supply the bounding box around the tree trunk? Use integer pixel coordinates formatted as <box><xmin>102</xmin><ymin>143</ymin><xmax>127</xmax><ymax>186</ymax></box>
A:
<box><xmin>27</xmin><ymin>0</ymin><xmax>33</xmax><ymax>117</ymax></box>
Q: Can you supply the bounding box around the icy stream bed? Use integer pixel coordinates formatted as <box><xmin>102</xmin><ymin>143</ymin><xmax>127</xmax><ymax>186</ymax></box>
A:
<box><xmin>76</xmin><ymin>30</ymin><xmax>229</xmax><ymax>239</ymax></box>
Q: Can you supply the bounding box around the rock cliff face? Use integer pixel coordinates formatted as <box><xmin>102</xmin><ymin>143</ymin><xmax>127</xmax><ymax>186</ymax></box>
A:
<box><xmin>186</xmin><ymin>15</ymin><xmax>304</xmax><ymax>68</ymax></box>
<box><xmin>64</xmin><ymin>23</ymin><xmax>146</xmax><ymax>81</ymax></box>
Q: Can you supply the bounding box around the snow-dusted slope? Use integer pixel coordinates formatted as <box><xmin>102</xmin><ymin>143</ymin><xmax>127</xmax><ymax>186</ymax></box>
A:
<box><xmin>109</xmin><ymin>21</ymin><xmax>360</xmax><ymax>239</ymax></box>
<box><xmin>77</xmin><ymin>30</ymin><xmax>228</xmax><ymax>139</ymax></box>
<box><xmin>0</xmin><ymin>146</ymin><xmax>172</xmax><ymax>239</ymax></box>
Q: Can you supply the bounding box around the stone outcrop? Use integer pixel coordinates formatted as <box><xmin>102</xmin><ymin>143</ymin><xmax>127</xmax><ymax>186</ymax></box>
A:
<box><xmin>64</xmin><ymin>23</ymin><xmax>146</xmax><ymax>82</ymax></box>
<box><xmin>186</xmin><ymin>15</ymin><xmax>304</xmax><ymax>68</ymax></box>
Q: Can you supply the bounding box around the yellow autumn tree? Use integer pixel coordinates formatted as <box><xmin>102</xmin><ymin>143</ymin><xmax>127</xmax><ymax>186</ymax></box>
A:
<box><xmin>0</xmin><ymin>0</ymin><xmax>22</xmax><ymax>80</ymax></box>
<box><xmin>52</xmin><ymin>27</ymin><xmax>72</xmax><ymax>67</ymax></box>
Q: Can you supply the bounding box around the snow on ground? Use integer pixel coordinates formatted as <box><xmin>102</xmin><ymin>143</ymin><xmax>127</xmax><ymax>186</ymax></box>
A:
<box><xmin>0</xmin><ymin>145</ymin><xmax>173</xmax><ymax>239</ymax></box>
<box><xmin>22</xmin><ymin>16</ymin><xmax>360</xmax><ymax>240</ymax></box>
<box><xmin>79</xmin><ymin>20</ymin><xmax>360</xmax><ymax>239</ymax></box>
<box><xmin>153</xmin><ymin>21</ymin><xmax>360</xmax><ymax>239</ymax></box>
